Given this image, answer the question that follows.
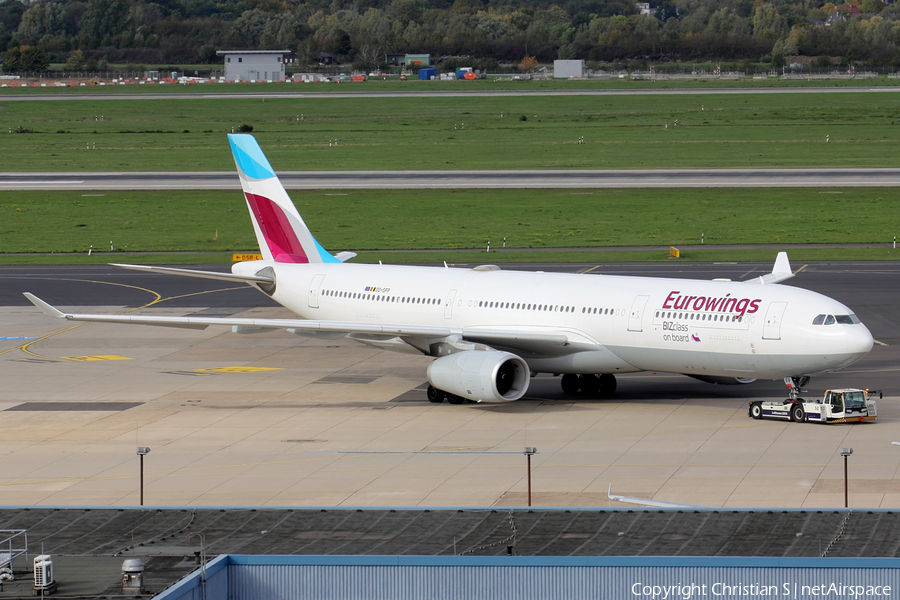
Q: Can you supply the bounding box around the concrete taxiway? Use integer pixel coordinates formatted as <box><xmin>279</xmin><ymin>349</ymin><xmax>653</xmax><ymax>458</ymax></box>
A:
<box><xmin>3</xmin><ymin>168</ymin><xmax>900</xmax><ymax>190</ymax></box>
<box><xmin>0</xmin><ymin>262</ymin><xmax>897</xmax><ymax>509</ymax></box>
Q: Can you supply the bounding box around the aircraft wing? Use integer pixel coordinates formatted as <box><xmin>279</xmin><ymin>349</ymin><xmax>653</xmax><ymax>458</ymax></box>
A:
<box><xmin>24</xmin><ymin>293</ymin><xmax>454</xmax><ymax>336</ymax></box>
<box><xmin>744</xmin><ymin>251</ymin><xmax>794</xmax><ymax>285</ymax></box>
<box><xmin>461</xmin><ymin>329</ymin><xmax>600</xmax><ymax>357</ymax></box>
<box><xmin>23</xmin><ymin>293</ymin><xmax>601</xmax><ymax>357</ymax></box>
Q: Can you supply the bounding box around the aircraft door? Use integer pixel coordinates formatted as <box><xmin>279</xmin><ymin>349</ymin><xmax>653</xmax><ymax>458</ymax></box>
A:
<box><xmin>763</xmin><ymin>302</ymin><xmax>788</xmax><ymax>340</ymax></box>
<box><xmin>628</xmin><ymin>295</ymin><xmax>650</xmax><ymax>332</ymax></box>
<box><xmin>308</xmin><ymin>274</ymin><xmax>325</xmax><ymax>308</ymax></box>
<box><xmin>444</xmin><ymin>290</ymin><xmax>457</xmax><ymax>319</ymax></box>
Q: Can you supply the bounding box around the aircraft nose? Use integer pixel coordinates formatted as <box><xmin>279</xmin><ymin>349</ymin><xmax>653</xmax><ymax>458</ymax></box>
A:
<box><xmin>851</xmin><ymin>323</ymin><xmax>875</xmax><ymax>356</ymax></box>
<box><xmin>832</xmin><ymin>323</ymin><xmax>874</xmax><ymax>369</ymax></box>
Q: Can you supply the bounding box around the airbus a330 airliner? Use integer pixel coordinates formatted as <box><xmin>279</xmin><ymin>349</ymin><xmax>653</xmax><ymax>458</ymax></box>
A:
<box><xmin>24</xmin><ymin>135</ymin><xmax>874</xmax><ymax>404</ymax></box>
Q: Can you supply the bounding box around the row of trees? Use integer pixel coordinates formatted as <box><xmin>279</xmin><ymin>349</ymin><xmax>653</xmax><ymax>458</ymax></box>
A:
<box><xmin>3</xmin><ymin>0</ymin><xmax>900</xmax><ymax>72</ymax></box>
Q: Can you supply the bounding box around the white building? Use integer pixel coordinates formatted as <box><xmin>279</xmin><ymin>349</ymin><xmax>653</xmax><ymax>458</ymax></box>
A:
<box><xmin>636</xmin><ymin>2</ymin><xmax>657</xmax><ymax>15</ymax></box>
<box><xmin>553</xmin><ymin>59</ymin><xmax>585</xmax><ymax>78</ymax></box>
<box><xmin>216</xmin><ymin>50</ymin><xmax>289</xmax><ymax>82</ymax></box>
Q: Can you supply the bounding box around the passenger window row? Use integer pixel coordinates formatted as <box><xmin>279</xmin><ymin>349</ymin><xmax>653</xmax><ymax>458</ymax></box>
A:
<box><xmin>322</xmin><ymin>289</ymin><xmax>440</xmax><ymax>305</ymax></box>
<box><xmin>655</xmin><ymin>310</ymin><xmax>742</xmax><ymax>322</ymax></box>
<box><xmin>476</xmin><ymin>301</ymin><xmax>576</xmax><ymax>313</ymax></box>
<box><xmin>583</xmin><ymin>307</ymin><xmax>613</xmax><ymax>315</ymax></box>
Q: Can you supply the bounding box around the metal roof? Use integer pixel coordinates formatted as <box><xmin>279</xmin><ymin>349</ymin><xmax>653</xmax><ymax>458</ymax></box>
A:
<box><xmin>2</xmin><ymin>507</ymin><xmax>900</xmax><ymax>559</ymax></box>
<box><xmin>2</xmin><ymin>507</ymin><xmax>899</xmax><ymax>597</ymax></box>
<box><xmin>215</xmin><ymin>50</ymin><xmax>290</xmax><ymax>55</ymax></box>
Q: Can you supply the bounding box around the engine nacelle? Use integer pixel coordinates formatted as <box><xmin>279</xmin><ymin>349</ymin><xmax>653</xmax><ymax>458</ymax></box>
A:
<box><xmin>427</xmin><ymin>351</ymin><xmax>530</xmax><ymax>403</ymax></box>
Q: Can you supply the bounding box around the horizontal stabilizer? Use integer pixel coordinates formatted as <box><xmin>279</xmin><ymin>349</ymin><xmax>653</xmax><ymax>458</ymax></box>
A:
<box><xmin>23</xmin><ymin>292</ymin><xmax>65</xmax><ymax>318</ymax></box>
<box><xmin>110</xmin><ymin>263</ymin><xmax>274</xmax><ymax>284</ymax></box>
<box><xmin>608</xmin><ymin>484</ymin><xmax>706</xmax><ymax>509</ymax></box>
<box><xmin>334</xmin><ymin>252</ymin><xmax>357</xmax><ymax>263</ymax></box>
<box><xmin>745</xmin><ymin>251</ymin><xmax>794</xmax><ymax>285</ymax></box>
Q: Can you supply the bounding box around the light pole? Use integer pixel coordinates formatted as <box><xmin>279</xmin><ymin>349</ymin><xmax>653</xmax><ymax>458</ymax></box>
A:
<box><xmin>840</xmin><ymin>447</ymin><xmax>853</xmax><ymax>508</ymax></box>
<box><xmin>137</xmin><ymin>446</ymin><xmax>150</xmax><ymax>506</ymax></box>
<box><xmin>524</xmin><ymin>447</ymin><xmax>537</xmax><ymax>507</ymax></box>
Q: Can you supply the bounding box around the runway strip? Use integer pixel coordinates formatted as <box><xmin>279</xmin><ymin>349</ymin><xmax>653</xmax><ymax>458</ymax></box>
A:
<box><xmin>1</xmin><ymin>86</ymin><xmax>900</xmax><ymax>101</ymax></box>
<box><xmin>3</xmin><ymin>168</ymin><xmax>900</xmax><ymax>190</ymax></box>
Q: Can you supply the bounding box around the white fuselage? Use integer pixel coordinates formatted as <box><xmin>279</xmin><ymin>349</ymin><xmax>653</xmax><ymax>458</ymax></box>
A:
<box><xmin>234</xmin><ymin>261</ymin><xmax>873</xmax><ymax>379</ymax></box>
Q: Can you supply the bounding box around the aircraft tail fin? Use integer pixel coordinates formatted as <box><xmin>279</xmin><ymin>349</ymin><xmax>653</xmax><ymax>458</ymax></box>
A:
<box><xmin>228</xmin><ymin>134</ymin><xmax>340</xmax><ymax>264</ymax></box>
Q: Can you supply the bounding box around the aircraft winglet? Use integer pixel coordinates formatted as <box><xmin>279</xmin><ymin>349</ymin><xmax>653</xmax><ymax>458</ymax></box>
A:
<box><xmin>23</xmin><ymin>293</ymin><xmax>65</xmax><ymax>318</ymax></box>
<box><xmin>745</xmin><ymin>251</ymin><xmax>794</xmax><ymax>285</ymax></box>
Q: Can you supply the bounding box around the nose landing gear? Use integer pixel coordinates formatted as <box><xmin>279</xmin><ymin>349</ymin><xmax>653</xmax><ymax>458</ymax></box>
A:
<box><xmin>784</xmin><ymin>376</ymin><xmax>810</xmax><ymax>400</ymax></box>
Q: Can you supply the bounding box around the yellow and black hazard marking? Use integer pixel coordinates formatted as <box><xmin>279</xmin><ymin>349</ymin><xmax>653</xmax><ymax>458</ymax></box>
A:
<box><xmin>828</xmin><ymin>416</ymin><xmax>877</xmax><ymax>423</ymax></box>
<box><xmin>167</xmin><ymin>366</ymin><xmax>281</xmax><ymax>376</ymax></box>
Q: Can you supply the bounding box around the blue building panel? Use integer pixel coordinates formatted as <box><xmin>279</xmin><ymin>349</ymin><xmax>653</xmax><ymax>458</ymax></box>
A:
<box><xmin>153</xmin><ymin>556</ymin><xmax>900</xmax><ymax>600</ymax></box>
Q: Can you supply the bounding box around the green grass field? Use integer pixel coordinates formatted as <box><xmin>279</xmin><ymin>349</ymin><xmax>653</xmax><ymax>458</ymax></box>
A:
<box><xmin>2</xmin><ymin>88</ymin><xmax>897</xmax><ymax>264</ymax></box>
<box><xmin>1</xmin><ymin>188</ymin><xmax>895</xmax><ymax>261</ymax></box>
<box><xmin>358</xmin><ymin>247</ymin><xmax>900</xmax><ymax>265</ymax></box>
<box><xmin>2</xmin><ymin>92</ymin><xmax>900</xmax><ymax>170</ymax></box>
<box><xmin>0</xmin><ymin>247</ymin><xmax>895</xmax><ymax>266</ymax></box>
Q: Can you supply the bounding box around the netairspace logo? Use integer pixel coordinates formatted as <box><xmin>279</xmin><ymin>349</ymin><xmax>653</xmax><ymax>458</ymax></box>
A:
<box><xmin>630</xmin><ymin>582</ymin><xmax>892</xmax><ymax>599</ymax></box>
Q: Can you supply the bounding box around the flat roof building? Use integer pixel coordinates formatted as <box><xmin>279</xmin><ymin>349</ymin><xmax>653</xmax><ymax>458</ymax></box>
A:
<box><xmin>155</xmin><ymin>555</ymin><xmax>900</xmax><ymax>600</ymax></box>
<box><xmin>386</xmin><ymin>53</ymin><xmax>432</xmax><ymax>67</ymax></box>
<box><xmin>554</xmin><ymin>59</ymin><xmax>585</xmax><ymax>78</ymax></box>
<box><xmin>216</xmin><ymin>50</ymin><xmax>290</xmax><ymax>82</ymax></box>
<box><xmin>1</xmin><ymin>507</ymin><xmax>899</xmax><ymax>598</ymax></box>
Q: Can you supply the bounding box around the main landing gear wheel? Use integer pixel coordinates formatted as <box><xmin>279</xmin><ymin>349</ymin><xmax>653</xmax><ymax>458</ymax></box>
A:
<box><xmin>581</xmin><ymin>374</ymin><xmax>617</xmax><ymax>397</ymax></box>
<box><xmin>426</xmin><ymin>385</ymin><xmax>445</xmax><ymax>403</ymax></box>
<box><xmin>559</xmin><ymin>374</ymin><xmax>618</xmax><ymax>398</ymax></box>
<box><xmin>447</xmin><ymin>394</ymin><xmax>466</xmax><ymax>405</ymax></box>
<box><xmin>579</xmin><ymin>374</ymin><xmax>601</xmax><ymax>395</ymax></box>
<box><xmin>750</xmin><ymin>402</ymin><xmax>763</xmax><ymax>420</ymax></box>
<box><xmin>561</xmin><ymin>374</ymin><xmax>581</xmax><ymax>395</ymax></box>
<box><xmin>598</xmin><ymin>374</ymin><xmax>617</xmax><ymax>397</ymax></box>
<box><xmin>791</xmin><ymin>404</ymin><xmax>806</xmax><ymax>423</ymax></box>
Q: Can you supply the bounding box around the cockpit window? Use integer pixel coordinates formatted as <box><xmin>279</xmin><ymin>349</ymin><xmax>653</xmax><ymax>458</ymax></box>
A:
<box><xmin>835</xmin><ymin>314</ymin><xmax>861</xmax><ymax>324</ymax></box>
<box><xmin>814</xmin><ymin>314</ymin><xmax>861</xmax><ymax>325</ymax></box>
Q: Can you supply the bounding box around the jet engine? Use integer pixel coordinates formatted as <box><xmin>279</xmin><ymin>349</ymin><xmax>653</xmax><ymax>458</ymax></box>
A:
<box><xmin>687</xmin><ymin>375</ymin><xmax>757</xmax><ymax>385</ymax></box>
<box><xmin>427</xmin><ymin>351</ymin><xmax>530</xmax><ymax>403</ymax></box>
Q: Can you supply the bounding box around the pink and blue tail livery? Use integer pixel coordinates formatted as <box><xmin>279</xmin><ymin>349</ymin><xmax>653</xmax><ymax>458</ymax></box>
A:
<box><xmin>228</xmin><ymin>134</ymin><xmax>339</xmax><ymax>264</ymax></box>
